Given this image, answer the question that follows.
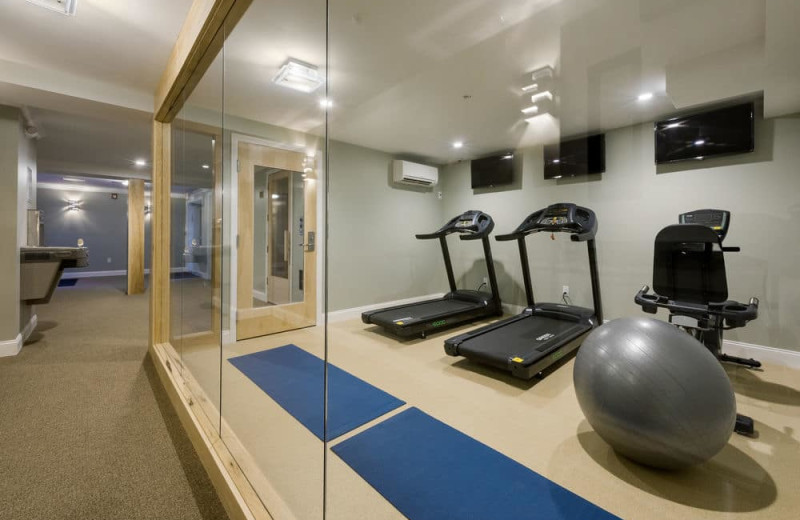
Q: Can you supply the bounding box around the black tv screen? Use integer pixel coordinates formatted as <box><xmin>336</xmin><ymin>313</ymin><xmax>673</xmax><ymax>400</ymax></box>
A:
<box><xmin>471</xmin><ymin>153</ymin><xmax>514</xmax><ymax>188</ymax></box>
<box><xmin>655</xmin><ymin>102</ymin><xmax>754</xmax><ymax>164</ymax></box>
<box><xmin>543</xmin><ymin>134</ymin><xmax>605</xmax><ymax>179</ymax></box>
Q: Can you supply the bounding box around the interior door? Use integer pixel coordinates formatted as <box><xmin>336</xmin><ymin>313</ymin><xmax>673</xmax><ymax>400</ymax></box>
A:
<box><xmin>236</xmin><ymin>140</ymin><xmax>316</xmax><ymax>340</ymax></box>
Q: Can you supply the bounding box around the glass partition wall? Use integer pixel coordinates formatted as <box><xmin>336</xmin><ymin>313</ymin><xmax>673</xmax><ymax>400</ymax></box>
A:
<box><xmin>163</xmin><ymin>1</ymin><xmax>798</xmax><ymax>519</ymax></box>
<box><xmin>170</xmin><ymin>1</ymin><xmax>329</xmax><ymax>518</ymax></box>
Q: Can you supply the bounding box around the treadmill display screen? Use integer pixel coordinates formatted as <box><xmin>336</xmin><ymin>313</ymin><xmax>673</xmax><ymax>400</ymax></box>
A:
<box><xmin>539</xmin><ymin>206</ymin><xmax>570</xmax><ymax>226</ymax></box>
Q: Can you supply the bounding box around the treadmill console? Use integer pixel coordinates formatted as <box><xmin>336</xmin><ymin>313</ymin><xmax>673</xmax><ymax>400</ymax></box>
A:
<box><xmin>418</xmin><ymin>210</ymin><xmax>495</xmax><ymax>239</ymax></box>
<box><xmin>501</xmin><ymin>203</ymin><xmax>597</xmax><ymax>242</ymax></box>
<box><xmin>679</xmin><ymin>209</ymin><xmax>730</xmax><ymax>241</ymax></box>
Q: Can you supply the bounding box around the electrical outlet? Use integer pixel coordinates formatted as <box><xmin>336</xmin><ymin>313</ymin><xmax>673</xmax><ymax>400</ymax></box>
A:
<box><xmin>562</xmin><ymin>285</ymin><xmax>569</xmax><ymax>296</ymax></box>
<box><xmin>483</xmin><ymin>277</ymin><xmax>488</xmax><ymax>284</ymax></box>
<box><xmin>107</xmin><ymin>257</ymin><xmax>112</xmax><ymax>264</ymax></box>
<box><xmin>437</xmin><ymin>191</ymin><xmax>443</xmax><ymax>200</ymax></box>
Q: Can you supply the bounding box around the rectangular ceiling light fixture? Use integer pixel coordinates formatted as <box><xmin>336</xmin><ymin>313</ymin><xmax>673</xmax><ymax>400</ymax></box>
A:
<box><xmin>24</xmin><ymin>0</ymin><xmax>78</xmax><ymax>16</ymax></box>
<box><xmin>273</xmin><ymin>59</ymin><xmax>324</xmax><ymax>93</ymax></box>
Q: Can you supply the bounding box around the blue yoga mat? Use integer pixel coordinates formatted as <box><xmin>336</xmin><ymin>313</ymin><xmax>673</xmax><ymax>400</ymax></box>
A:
<box><xmin>229</xmin><ymin>344</ymin><xmax>404</xmax><ymax>441</ymax></box>
<box><xmin>332</xmin><ymin>407</ymin><xmax>619</xmax><ymax>520</ymax></box>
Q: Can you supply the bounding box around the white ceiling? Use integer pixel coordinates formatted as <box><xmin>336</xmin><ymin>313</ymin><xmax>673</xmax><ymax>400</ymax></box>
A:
<box><xmin>0</xmin><ymin>0</ymin><xmax>193</xmax><ymax>180</ymax></box>
<box><xmin>32</xmin><ymin>106</ymin><xmax>153</xmax><ymax>179</ymax></box>
<box><xmin>204</xmin><ymin>0</ymin><xmax>800</xmax><ymax>164</ymax></box>
<box><xmin>0</xmin><ymin>0</ymin><xmax>193</xmax><ymax>96</ymax></box>
<box><xmin>2</xmin><ymin>0</ymin><xmax>799</xmax><ymax>176</ymax></box>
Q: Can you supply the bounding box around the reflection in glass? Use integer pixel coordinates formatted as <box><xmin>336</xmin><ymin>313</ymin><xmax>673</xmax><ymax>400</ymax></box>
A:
<box><xmin>252</xmin><ymin>168</ymin><xmax>305</xmax><ymax>307</ymax></box>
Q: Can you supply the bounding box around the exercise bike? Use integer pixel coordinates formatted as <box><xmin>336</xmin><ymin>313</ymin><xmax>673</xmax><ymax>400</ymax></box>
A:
<box><xmin>635</xmin><ymin>209</ymin><xmax>760</xmax><ymax>436</ymax></box>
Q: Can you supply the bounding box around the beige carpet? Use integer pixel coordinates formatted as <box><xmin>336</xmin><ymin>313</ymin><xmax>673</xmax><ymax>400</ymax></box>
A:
<box><xmin>0</xmin><ymin>276</ymin><xmax>228</xmax><ymax>520</ymax></box>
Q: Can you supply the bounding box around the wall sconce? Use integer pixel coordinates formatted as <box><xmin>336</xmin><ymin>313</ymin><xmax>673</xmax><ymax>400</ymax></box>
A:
<box><xmin>67</xmin><ymin>200</ymin><xmax>81</xmax><ymax>212</ymax></box>
<box><xmin>521</xmin><ymin>66</ymin><xmax>555</xmax><ymax>119</ymax></box>
<box><xmin>302</xmin><ymin>155</ymin><xmax>315</xmax><ymax>178</ymax></box>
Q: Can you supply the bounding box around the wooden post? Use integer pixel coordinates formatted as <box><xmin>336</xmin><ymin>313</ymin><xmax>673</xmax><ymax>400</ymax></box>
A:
<box><xmin>127</xmin><ymin>179</ymin><xmax>146</xmax><ymax>294</ymax></box>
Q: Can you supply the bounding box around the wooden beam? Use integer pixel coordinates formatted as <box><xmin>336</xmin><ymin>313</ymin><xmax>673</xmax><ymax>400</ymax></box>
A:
<box><xmin>154</xmin><ymin>0</ymin><xmax>252</xmax><ymax>122</ymax></box>
<box><xmin>127</xmin><ymin>179</ymin><xmax>146</xmax><ymax>294</ymax></box>
<box><xmin>149</xmin><ymin>342</ymin><xmax>273</xmax><ymax>520</ymax></box>
<box><xmin>149</xmin><ymin>121</ymin><xmax>171</xmax><ymax>347</ymax></box>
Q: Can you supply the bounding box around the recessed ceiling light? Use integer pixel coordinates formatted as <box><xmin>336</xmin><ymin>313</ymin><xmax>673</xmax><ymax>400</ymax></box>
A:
<box><xmin>552</xmin><ymin>159</ymin><xmax>561</xmax><ymax>164</ymax></box>
<box><xmin>530</xmin><ymin>91</ymin><xmax>553</xmax><ymax>103</ymax></box>
<box><xmin>694</xmin><ymin>139</ymin><xmax>705</xmax><ymax>146</ymax></box>
<box><xmin>271</xmin><ymin>194</ymin><xmax>280</xmax><ymax>199</ymax></box>
<box><xmin>25</xmin><ymin>0</ymin><xmax>78</xmax><ymax>16</ymax></box>
<box><xmin>63</xmin><ymin>176</ymin><xmax>85</xmax><ymax>183</ymax></box>
<box><xmin>273</xmin><ymin>59</ymin><xmax>324</xmax><ymax>93</ymax></box>
<box><xmin>452</xmin><ymin>141</ymin><xmax>464</xmax><ymax>149</ymax></box>
<box><xmin>521</xmin><ymin>105</ymin><xmax>539</xmax><ymax>115</ymax></box>
<box><xmin>553</xmin><ymin>175</ymin><xmax>562</xmax><ymax>179</ymax></box>
<box><xmin>134</xmin><ymin>159</ymin><xmax>147</xmax><ymax>167</ymax></box>
<box><xmin>319</xmin><ymin>98</ymin><xmax>333</xmax><ymax>109</ymax></box>
<box><xmin>202</xmin><ymin>164</ymin><xmax>210</xmax><ymax>169</ymax></box>
<box><xmin>637</xmin><ymin>92</ymin><xmax>654</xmax><ymax>102</ymax></box>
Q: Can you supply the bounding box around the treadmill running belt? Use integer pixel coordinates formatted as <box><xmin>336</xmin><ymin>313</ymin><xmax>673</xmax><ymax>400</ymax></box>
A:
<box><xmin>458</xmin><ymin>316</ymin><xmax>589</xmax><ymax>368</ymax></box>
<box><xmin>369</xmin><ymin>299</ymin><xmax>480</xmax><ymax>325</ymax></box>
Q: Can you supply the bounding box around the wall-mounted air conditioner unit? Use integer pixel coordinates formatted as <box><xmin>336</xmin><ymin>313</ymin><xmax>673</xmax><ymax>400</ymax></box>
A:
<box><xmin>392</xmin><ymin>160</ymin><xmax>438</xmax><ymax>187</ymax></box>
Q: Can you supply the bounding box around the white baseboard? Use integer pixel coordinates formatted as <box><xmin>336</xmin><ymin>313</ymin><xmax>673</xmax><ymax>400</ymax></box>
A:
<box><xmin>62</xmin><ymin>269</ymin><xmax>126</xmax><ymax>279</ymax></box>
<box><xmin>722</xmin><ymin>340</ymin><xmax>800</xmax><ymax>370</ymax></box>
<box><xmin>0</xmin><ymin>314</ymin><xmax>37</xmax><ymax>357</ymax></box>
<box><xmin>252</xmin><ymin>290</ymin><xmax>268</xmax><ymax>303</ymax></box>
<box><xmin>503</xmin><ymin>302</ymin><xmax>526</xmax><ymax>316</ymax></box>
<box><xmin>62</xmin><ymin>267</ymin><xmax>188</xmax><ymax>279</ymax></box>
<box><xmin>328</xmin><ymin>293</ymin><xmax>446</xmax><ymax>323</ymax></box>
<box><xmin>0</xmin><ymin>333</ymin><xmax>22</xmax><ymax>357</ymax></box>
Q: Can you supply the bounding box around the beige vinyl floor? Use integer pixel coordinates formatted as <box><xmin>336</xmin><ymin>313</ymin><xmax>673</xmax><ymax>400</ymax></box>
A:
<box><xmin>182</xmin><ymin>316</ymin><xmax>800</xmax><ymax>520</ymax></box>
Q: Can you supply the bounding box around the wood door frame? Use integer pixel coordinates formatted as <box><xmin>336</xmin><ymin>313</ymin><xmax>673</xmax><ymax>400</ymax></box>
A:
<box><xmin>229</xmin><ymin>132</ymin><xmax>324</xmax><ymax>341</ymax></box>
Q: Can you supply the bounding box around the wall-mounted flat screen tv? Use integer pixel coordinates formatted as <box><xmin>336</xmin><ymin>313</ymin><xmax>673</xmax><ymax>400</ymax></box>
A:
<box><xmin>471</xmin><ymin>153</ymin><xmax>514</xmax><ymax>188</ymax></box>
<box><xmin>655</xmin><ymin>102</ymin><xmax>754</xmax><ymax>164</ymax></box>
<box><xmin>543</xmin><ymin>134</ymin><xmax>605</xmax><ymax>179</ymax></box>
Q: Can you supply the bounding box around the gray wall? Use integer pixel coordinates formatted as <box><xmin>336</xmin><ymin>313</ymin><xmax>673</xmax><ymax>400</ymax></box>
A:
<box><xmin>0</xmin><ymin>105</ymin><xmax>36</xmax><ymax>344</ymax></box>
<box><xmin>37</xmin><ymin>187</ymin><xmax>129</xmax><ymax>272</ymax></box>
<box><xmin>328</xmin><ymin>141</ymin><xmax>446</xmax><ymax>311</ymax></box>
<box><xmin>440</xmin><ymin>113</ymin><xmax>800</xmax><ymax>351</ymax></box>
<box><xmin>0</xmin><ymin>106</ymin><xmax>22</xmax><ymax>342</ymax></box>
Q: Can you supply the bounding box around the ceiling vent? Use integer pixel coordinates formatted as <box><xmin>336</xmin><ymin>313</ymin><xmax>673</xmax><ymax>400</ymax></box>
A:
<box><xmin>24</xmin><ymin>0</ymin><xmax>78</xmax><ymax>16</ymax></box>
<box><xmin>392</xmin><ymin>160</ymin><xmax>438</xmax><ymax>187</ymax></box>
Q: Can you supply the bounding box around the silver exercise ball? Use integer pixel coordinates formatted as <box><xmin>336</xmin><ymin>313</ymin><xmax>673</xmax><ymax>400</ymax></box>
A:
<box><xmin>573</xmin><ymin>317</ymin><xmax>736</xmax><ymax>470</ymax></box>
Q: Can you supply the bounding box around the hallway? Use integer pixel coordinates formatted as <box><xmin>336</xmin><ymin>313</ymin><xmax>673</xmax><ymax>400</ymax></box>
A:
<box><xmin>0</xmin><ymin>277</ymin><xmax>227</xmax><ymax>520</ymax></box>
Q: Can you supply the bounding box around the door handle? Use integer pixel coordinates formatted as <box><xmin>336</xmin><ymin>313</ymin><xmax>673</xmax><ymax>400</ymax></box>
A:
<box><xmin>304</xmin><ymin>231</ymin><xmax>315</xmax><ymax>252</ymax></box>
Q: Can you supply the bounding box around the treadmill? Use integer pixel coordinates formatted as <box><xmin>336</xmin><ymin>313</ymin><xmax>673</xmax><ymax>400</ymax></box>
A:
<box><xmin>362</xmin><ymin>210</ymin><xmax>502</xmax><ymax>338</ymax></box>
<box><xmin>445</xmin><ymin>203</ymin><xmax>602</xmax><ymax>379</ymax></box>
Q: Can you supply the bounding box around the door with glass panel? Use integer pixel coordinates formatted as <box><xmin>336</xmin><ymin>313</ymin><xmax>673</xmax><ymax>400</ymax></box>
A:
<box><xmin>236</xmin><ymin>138</ymin><xmax>317</xmax><ymax>340</ymax></box>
